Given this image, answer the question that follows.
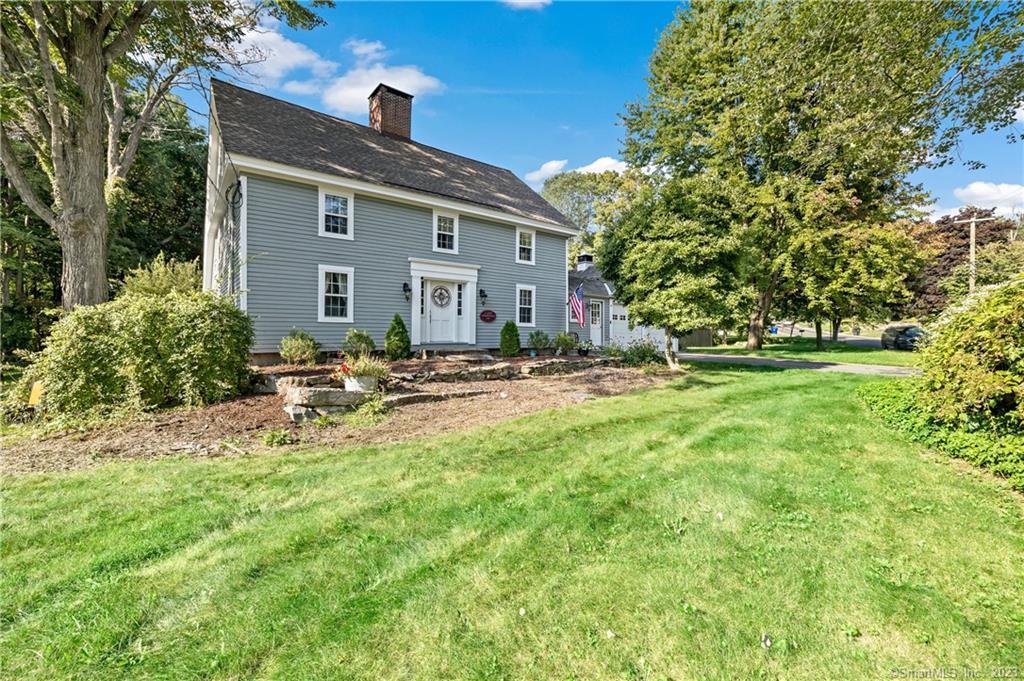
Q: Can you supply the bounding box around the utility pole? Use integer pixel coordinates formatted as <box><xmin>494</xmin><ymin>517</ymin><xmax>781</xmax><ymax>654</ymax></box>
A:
<box><xmin>952</xmin><ymin>214</ymin><xmax>996</xmax><ymax>293</ymax></box>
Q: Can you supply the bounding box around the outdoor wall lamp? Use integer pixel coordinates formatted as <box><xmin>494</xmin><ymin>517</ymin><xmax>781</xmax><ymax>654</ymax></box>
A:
<box><xmin>479</xmin><ymin>288</ymin><xmax>488</xmax><ymax>305</ymax></box>
<box><xmin>402</xmin><ymin>282</ymin><xmax>412</xmax><ymax>302</ymax></box>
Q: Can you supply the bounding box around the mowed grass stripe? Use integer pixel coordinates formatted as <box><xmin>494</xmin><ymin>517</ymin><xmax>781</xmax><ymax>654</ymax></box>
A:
<box><xmin>2</xmin><ymin>367</ymin><xmax>1022</xmax><ymax>679</ymax></box>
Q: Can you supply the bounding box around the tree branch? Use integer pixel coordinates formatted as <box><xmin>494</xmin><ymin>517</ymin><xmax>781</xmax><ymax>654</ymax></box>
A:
<box><xmin>29</xmin><ymin>1</ymin><xmax>70</xmax><ymax>203</ymax></box>
<box><xmin>111</xmin><ymin>63</ymin><xmax>184</xmax><ymax>179</ymax></box>
<box><xmin>0</xmin><ymin>125</ymin><xmax>57</xmax><ymax>229</ymax></box>
<box><xmin>102</xmin><ymin>1</ymin><xmax>155</xmax><ymax>65</ymax></box>
<box><xmin>105</xmin><ymin>75</ymin><xmax>126</xmax><ymax>179</ymax></box>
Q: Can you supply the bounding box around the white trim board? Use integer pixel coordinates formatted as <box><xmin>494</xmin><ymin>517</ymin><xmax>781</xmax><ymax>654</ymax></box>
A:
<box><xmin>231</xmin><ymin>154</ymin><xmax>579</xmax><ymax>237</ymax></box>
<box><xmin>239</xmin><ymin>175</ymin><xmax>248</xmax><ymax>311</ymax></box>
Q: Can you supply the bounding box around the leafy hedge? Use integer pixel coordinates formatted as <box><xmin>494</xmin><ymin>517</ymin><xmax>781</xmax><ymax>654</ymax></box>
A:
<box><xmin>279</xmin><ymin>328</ymin><xmax>320</xmax><ymax>365</ymax></box>
<box><xmin>604</xmin><ymin>339</ymin><xmax>666</xmax><ymax>366</ymax></box>
<box><xmin>858</xmin><ymin>379</ymin><xmax>1024</xmax><ymax>492</ymax></box>
<box><xmin>27</xmin><ymin>292</ymin><xmax>253</xmax><ymax>418</ymax></box>
<box><xmin>918</xmin><ymin>276</ymin><xmax>1023</xmax><ymax>431</ymax></box>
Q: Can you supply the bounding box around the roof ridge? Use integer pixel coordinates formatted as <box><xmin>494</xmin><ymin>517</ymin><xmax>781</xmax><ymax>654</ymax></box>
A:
<box><xmin>210</xmin><ymin>78</ymin><xmax>526</xmax><ymax>179</ymax></box>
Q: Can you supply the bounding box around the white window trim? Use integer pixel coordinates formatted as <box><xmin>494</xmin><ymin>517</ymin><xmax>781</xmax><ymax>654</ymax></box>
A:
<box><xmin>516</xmin><ymin>284</ymin><xmax>536</xmax><ymax>328</ymax></box>
<box><xmin>318</xmin><ymin>187</ymin><xmax>354</xmax><ymax>240</ymax></box>
<box><xmin>432</xmin><ymin>210</ymin><xmax>459</xmax><ymax>254</ymax></box>
<box><xmin>318</xmin><ymin>264</ymin><xmax>354</xmax><ymax>323</ymax></box>
<box><xmin>515</xmin><ymin>227</ymin><xmax>535</xmax><ymax>265</ymax></box>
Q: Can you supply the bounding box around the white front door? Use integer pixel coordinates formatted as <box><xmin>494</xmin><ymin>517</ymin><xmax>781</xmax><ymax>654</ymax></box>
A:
<box><xmin>590</xmin><ymin>300</ymin><xmax>603</xmax><ymax>346</ymax></box>
<box><xmin>427</xmin><ymin>280</ymin><xmax>456</xmax><ymax>342</ymax></box>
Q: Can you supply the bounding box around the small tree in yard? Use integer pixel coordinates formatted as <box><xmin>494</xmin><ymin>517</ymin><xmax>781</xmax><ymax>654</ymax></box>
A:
<box><xmin>500</xmin><ymin>320</ymin><xmax>520</xmax><ymax>358</ymax></box>
<box><xmin>384</xmin><ymin>314</ymin><xmax>411</xmax><ymax>360</ymax></box>
<box><xmin>599</xmin><ymin>173</ymin><xmax>741</xmax><ymax>369</ymax></box>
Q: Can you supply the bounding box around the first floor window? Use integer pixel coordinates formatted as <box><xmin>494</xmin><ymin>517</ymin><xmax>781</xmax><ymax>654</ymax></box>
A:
<box><xmin>318</xmin><ymin>265</ymin><xmax>353</xmax><ymax>322</ymax></box>
<box><xmin>517</xmin><ymin>285</ymin><xmax>535</xmax><ymax>326</ymax></box>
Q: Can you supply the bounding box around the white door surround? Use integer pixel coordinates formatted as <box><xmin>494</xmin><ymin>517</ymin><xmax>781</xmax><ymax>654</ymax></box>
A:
<box><xmin>410</xmin><ymin>258</ymin><xmax>479</xmax><ymax>346</ymax></box>
<box><xmin>590</xmin><ymin>300</ymin><xmax>603</xmax><ymax>346</ymax></box>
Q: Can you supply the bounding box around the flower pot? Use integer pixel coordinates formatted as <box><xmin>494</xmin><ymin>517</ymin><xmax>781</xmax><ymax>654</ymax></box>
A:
<box><xmin>344</xmin><ymin>376</ymin><xmax>378</xmax><ymax>392</ymax></box>
<box><xmin>529</xmin><ymin>350</ymin><xmax>538</xmax><ymax>357</ymax></box>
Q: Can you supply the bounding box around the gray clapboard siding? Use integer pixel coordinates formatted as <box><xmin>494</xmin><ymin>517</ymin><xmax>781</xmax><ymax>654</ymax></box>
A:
<box><xmin>244</xmin><ymin>173</ymin><xmax>569</xmax><ymax>352</ymax></box>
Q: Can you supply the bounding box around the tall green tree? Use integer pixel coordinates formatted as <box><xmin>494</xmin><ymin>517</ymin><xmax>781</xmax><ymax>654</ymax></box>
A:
<box><xmin>0</xmin><ymin>1</ymin><xmax>328</xmax><ymax>309</ymax></box>
<box><xmin>623</xmin><ymin>0</ymin><xmax>1023</xmax><ymax>349</ymax></box>
<box><xmin>541</xmin><ymin>170</ymin><xmax>621</xmax><ymax>267</ymax></box>
<box><xmin>598</xmin><ymin>171</ymin><xmax>742</xmax><ymax>368</ymax></box>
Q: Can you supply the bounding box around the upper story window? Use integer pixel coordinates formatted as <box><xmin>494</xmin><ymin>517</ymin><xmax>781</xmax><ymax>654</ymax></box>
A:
<box><xmin>516</xmin><ymin>284</ymin><xmax>536</xmax><ymax>327</ymax></box>
<box><xmin>433</xmin><ymin>211</ymin><xmax>458</xmax><ymax>254</ymax></box>
<box><xmin>318</xmin><ymin>264</ymin><xmax>354</xmax><ymax>323</ymax></box>
<box><xmin>319</xmin><ymin>188</ymin><xmax>354</xmax><ymax>240</ymax></box>
<box><xmin>516</xmin><ymin>227</ymin><xmax>535</xmax><ymax>265</ymax></box>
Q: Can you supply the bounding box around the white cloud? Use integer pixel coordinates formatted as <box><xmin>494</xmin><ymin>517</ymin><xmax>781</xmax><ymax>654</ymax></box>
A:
<box><xmin>574</xmin><ymin>156</ymin><xmax>628</xmax><ymax>174</ymax></box>
<box><xmin>525</xmin><ymin>159</ymin><xmax>567</xmax><ymax>185</ymax></box>
<box><xmin>501</xmin><ymin>0</ymin><xmax>552</xmax><ymax>9</ymax></box>
<box><xmin>281</xmin><ymin>80</ymin><xmax>322</xmax><ymax>96</ymax></box>
<box><xmin>344</xmin><ymin>38</ymin><xmax>386</xmax><ymax>63</ymax></box>
<box><xmin>294</xmin><ymin>38</ymin><xmax>445</xmax><ymax>116</ymax></box>
<box><xmin>237</xmin><ymin>24</ymin><xmax>337</xmax><ymax>87</ymax></box>
<box><xmin>1015</xmin><ymin>103</ymin><xmax>1024</xmax><ymax>124</ymax></box>
<box><xmin>953</xmin><ymin>182</ymin><xmax>1024</xmax><ymax>218</ymax></box>
<box><xmin>323</xmin><ymin>64</ymin><xmax>444</xmax><ymax>115</ymax></box>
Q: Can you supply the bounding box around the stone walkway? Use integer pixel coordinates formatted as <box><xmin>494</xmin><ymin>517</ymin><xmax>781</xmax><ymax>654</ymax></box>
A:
<box><xmin>674</xmin><ymin>352</ymin><xmax>920</xmax><ymax>376</ymax></box>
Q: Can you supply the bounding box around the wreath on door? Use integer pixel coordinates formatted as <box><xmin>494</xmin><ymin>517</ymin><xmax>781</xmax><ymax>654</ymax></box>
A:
<box><xmin>431</xmin><ymin>286</ymin><xmax>452</xmax><ymax>308</ymax></box>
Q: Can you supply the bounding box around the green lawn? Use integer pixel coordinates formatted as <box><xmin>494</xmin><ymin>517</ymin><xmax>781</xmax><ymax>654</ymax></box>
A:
<box><xmin>689</xmin><ymin>337</ymin><xmax>918</xmax><ymax>367</ymax></box>
<box><xmin>4</xmin><ymin>367</ymin><xmax>1021</xmax><ymax>679</ymax></box>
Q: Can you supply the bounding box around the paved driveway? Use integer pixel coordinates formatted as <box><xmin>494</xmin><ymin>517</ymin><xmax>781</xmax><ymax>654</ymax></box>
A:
<box><xmin>674</xmin><ymin>352</ymin><xmax>920</xmax><ymax>376</ymax></box>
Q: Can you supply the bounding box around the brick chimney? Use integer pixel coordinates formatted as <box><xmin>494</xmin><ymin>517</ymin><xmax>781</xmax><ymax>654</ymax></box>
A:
<box><xmin>368</xmin><ymin>83</ymin><xmax>413</xmax><ymax>139</ymax></box>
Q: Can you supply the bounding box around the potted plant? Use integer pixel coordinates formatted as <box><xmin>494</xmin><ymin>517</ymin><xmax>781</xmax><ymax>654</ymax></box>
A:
<box><xmin>334</xmin><ymin>355</ymin><xmax>390</xmax><ymax>392</ymax></box>
<box><xmin>527</xmin><ymin>330</ymin><xmax>550</xmax><ymax>358</ymax></box>
<box><xmin>577</xmin><ymin>340</ymin><xmax>595</xmax><ymax>357</ymax></box>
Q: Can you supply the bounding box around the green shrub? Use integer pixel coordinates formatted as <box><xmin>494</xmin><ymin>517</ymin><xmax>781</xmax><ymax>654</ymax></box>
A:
<box><xmin>120</xmin><ymin>253</ymin><xmax>201</xmax><ymax>297</ymax></box>
<box><xmin>384</xmin><ymin>314</ymin><xmax>411</xmax><ymax>360</ymax></box>
<box><xmin>605</xmin><ymin>339</ymin><xmax>665</xmax><ymax>367</ymax></box>
<box><xmin>260</xmin><ymin>428</ymin><xmax>297</xmax><ymax>447</ymax></box>
<box><xmin>347</xmin><ymin>355</ymin><xmax>390</xmax><ymax>381</ymax></box>
<box><xmin>527</xmin><ymin>330</ymin><xmax>550</xmax><ymax>351</ymax></box>
<box><xmin>553</xmin><ymin>332</ymin><xmax>577</xmax><ymax>355</ymax></box>
<box><xmin>345</xmin><ymin>392</ymin><xmax>389</xmax><ymax>428</ymax></box>
<box><xmin>918</xmin><ymin>276</ymin><xmax>1024</xmax><ymax>431</ymax></box>
<box><xmin>858</xmin><ymin>379</ymin><xmax>1024</xmax><ymax>491</ymax></box>
<box><xmin>29</xmin><ymin>292</ymin><xmax>253</xmax><ymax>419</ymax></box>
<box><xmin>499</xmin><ymin>320</ymin><xmax>520</xmax><ymax>357</ymax></box>
<box><xmin>345</xmin><ymin>328</ymin><xmax>376</xmax><ymax>358</ymax></box>
<box><xmin>279</xmin><ymin>328</ymin><xmax>320</xmax><ymax>365</ymax></box>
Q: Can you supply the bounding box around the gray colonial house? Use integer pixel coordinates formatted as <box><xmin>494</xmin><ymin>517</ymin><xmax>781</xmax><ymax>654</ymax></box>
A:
<box><xmin>203</xmin><ymin>80</ymin><xmax>577</xmax><ymax>359</ymax></box>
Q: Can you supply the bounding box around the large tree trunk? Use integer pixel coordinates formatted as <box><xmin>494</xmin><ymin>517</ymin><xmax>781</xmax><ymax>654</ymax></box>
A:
<box><xmin>830</xmin><ymin>317</ymin><xmax>841</xmax><ymax>342</ymax></box>
<box><xmin>664</xmin><ymin>327</ymin><xmax>679</xmax><ymax>370</ymax></box>
<box><xmin>745</xmin><ymin>287</ymin><xmax>774</xmax><ymax>350</ymax></box>
<box><xmin>57</xmin><ymin>29</ymin><xmax>111</xmax><ymax>308</ymax></box>
<box><xmin>814</xmin><ymin>320</ymin><xmax>823</xmax><ymax>350</ymax></box>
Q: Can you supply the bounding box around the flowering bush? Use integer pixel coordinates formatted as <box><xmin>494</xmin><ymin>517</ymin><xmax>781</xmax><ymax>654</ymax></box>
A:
<box><xmin>333</xmin><ymin>355</ymin><xmax>390</xmax><ymax>381</ymax></box>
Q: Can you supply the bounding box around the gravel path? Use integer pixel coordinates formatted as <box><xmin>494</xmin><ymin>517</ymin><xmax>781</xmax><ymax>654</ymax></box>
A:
<box><xmin>674</xmin><ymin>352</ymin><xmax>920</xmax><ymax>376</ymax></box>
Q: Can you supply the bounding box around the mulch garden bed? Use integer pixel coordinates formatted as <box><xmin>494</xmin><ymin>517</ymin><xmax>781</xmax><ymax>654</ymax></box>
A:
<box><xmin>4</xmin><ymin>366</ymin><xmax>675</xmax><ymax>475</ymax></box>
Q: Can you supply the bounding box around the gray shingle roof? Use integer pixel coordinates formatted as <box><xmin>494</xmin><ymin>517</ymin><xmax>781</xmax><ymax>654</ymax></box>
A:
<box><xmin>211</xmin><ymin>79</ymin><xmax>574</xmax><ymax>230</ymax></box>
<box><xmin>568</xmin><ymin>266</ymin><xmax>615</xmax><ymax>298</ymax></box>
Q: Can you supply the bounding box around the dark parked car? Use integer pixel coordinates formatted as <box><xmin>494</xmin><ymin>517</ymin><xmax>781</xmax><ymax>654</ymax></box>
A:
<box><xmin>881</xmin><ymin>325</ymin><xmax>926</xmax><ymax>350</ymax></box>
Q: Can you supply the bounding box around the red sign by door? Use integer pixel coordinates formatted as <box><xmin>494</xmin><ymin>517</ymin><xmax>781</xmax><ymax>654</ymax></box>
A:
<box><xmin>479</xmin><ymin>310</ymin><xmax>497</xmax><ymax>323</ymax></box>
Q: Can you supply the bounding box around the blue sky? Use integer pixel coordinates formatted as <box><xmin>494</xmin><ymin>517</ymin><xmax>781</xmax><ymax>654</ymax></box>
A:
<box><xmin>199</xmin><ymin>1</ymin><xmax>1023</xmax><ymax>221</ymax></box>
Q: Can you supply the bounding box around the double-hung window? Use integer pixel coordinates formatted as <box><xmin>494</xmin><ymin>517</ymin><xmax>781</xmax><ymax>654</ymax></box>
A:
<box><xmin>433</xmin><ymin>211</ymin><xmax>458</xmax><ymax>253</ymax></box>
<box><xmin>319</xmin><ymin>188</ymin><xmax>353</xmax><ymax>239</ymax></box>
<box><xmin>515</xmin><ymin>227</ymin><xmax>535</xmax><ymax>265</ymax></box>
<box><xmin>516</xmin><ymin>284</ymin><xmax>536</xmax><ymax>327</ymax></box>
<box><xmin>318</xmin><ymin>265</ymin><xmax>354</xmax><ymax>322</ymax></box>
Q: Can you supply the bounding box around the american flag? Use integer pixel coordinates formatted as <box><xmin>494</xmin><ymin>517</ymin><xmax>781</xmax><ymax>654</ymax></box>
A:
<box><xmin>568</xmin><ymin>283</ymin><xmax>586</xmax><ymax>328</ymax></box>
